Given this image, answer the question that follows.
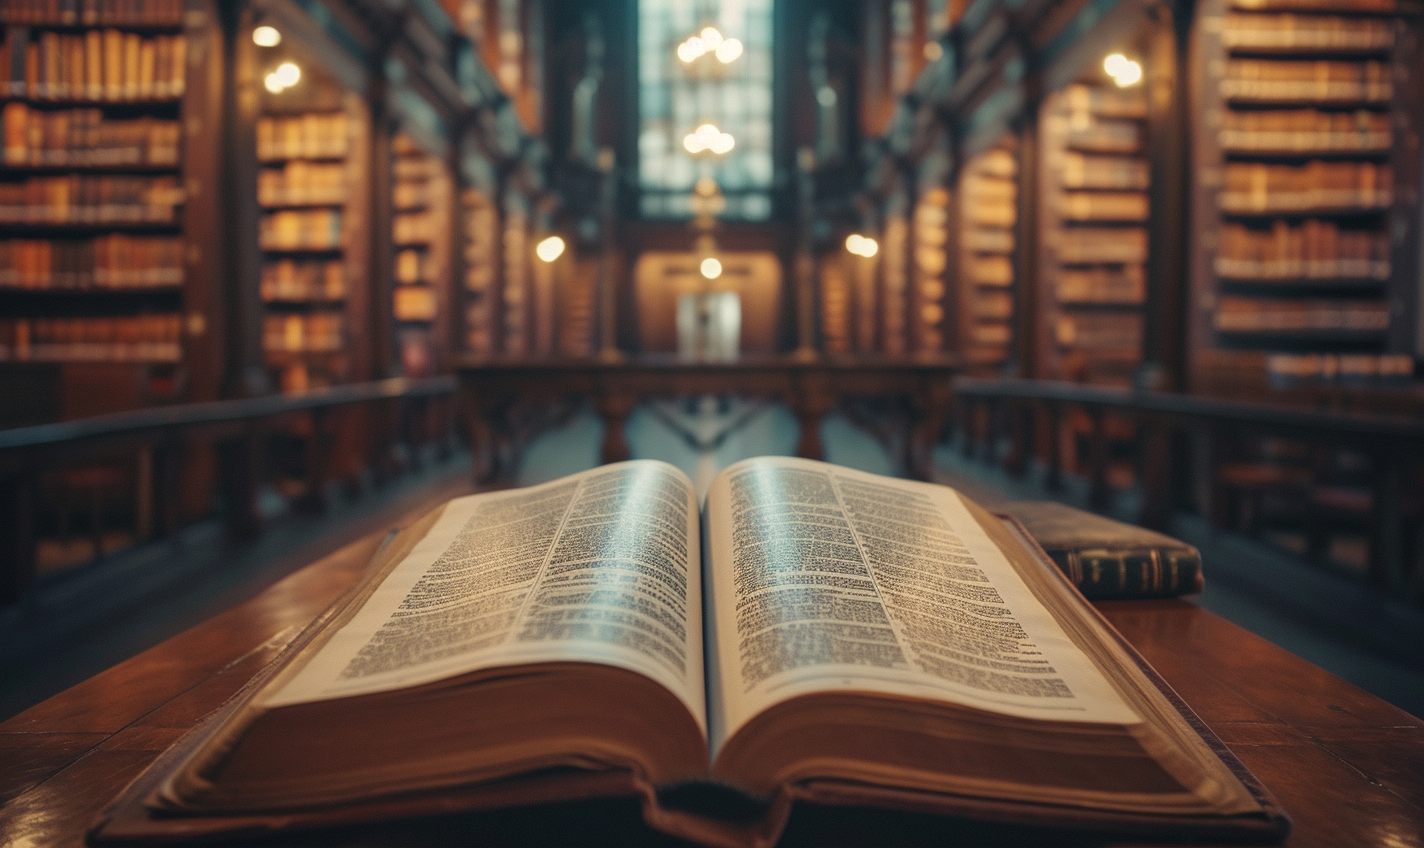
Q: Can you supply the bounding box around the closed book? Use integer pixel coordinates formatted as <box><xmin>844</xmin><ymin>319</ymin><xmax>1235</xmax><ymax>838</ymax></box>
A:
<box><xmin>999</xmin><ymin>501</ymin><xmax>1204</xmax><ymax>599</ymax></box>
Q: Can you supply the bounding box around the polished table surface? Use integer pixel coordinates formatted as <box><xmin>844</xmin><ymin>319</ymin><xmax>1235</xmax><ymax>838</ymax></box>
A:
<box><xmin>2</xmin><ymin>502</ymin><xmax>1421</xmax><ymax>847</ymax></box>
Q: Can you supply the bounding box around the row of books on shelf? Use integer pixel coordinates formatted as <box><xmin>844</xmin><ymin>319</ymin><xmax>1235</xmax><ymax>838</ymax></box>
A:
<box><xmin>393</xmin><ymin>284</ymin><xmax>437</xmax><ymax>322</ymax></box>
<box><xmin>967</xmin><ymin>289</ymin><xmax>1012</xmax><ymax>320</ymax></box>
<box><xmin>1220</xmin><ymin>161</ymin><xmax>1392</xmax><ymax>213</ymax></box>
<box><xmin>1060</xmin><ymin>190</ymin><xmax>1148</xmax><ymax>222</ymax></box>
<box><xmin>1058</xmin><ymin>265</ymin><xmax>1145</xmax><ymax>304</ymax></box>
<box><xmin>0</xmin><ymin>0</ymin><xmax>185</xmax><ymax>26</ymax></box>
<box><xmin>1222</xmin><ymin>13</ymin><xmax>1395</xmax><ymax>52</ymax></box>
<box><xmin>1060</xmin><ymin>153</ymin><xmax>1149</xmax><ymax>190</ymax></box>
<box><xmin>256</xmin><ymin>114</ymin><xmax>349</xmax><ymax>162</ymax></box>
<box><xmin>394</xmin><ymin>179</ymin><xmax>435</xmax><ymax>210</ymax></box>
<box><xmin>1266</xmin><ymin>352</ymin><xmax>1415</xmax><ymax>385</ymax></box>
<box><xmin>1219</xmin><ymin>108</ymin><xmax>1390</xmax><ymax>153</ymax></box>
<box><xmin>1055</xmin><ymin>313</ymin><xmax>1143</xmax><ymax>350</ymax></box>
<box><xmin>394</xmin><ymin>211</ymin><xmax>438</xmax><ymax>244</ymax></box>
<box><xmin>395</xmin><ymin>248</ymin><xmax>429</xmax><ymax>285</ymax></box>
<box><xmin>2</xmin><ymin>105</ymin><xmax>180</xmax><ymax>167</ymax></box>
<box><xmin>1222</xmin><ymin>59</ymin><xmax>1390</xmax><ymax>102</ymax></box>
<box><xmin>260</xmin><ymin>209</ymin><xmax>341</xmax><ymax>251</ymax></box>
<box><xmin>962</xmin><ymin>226</ymin><xmax>1013</xmax><ymax>255</ymax></box>
<box><xmin>1057</xmin><ymin>227</ymin><xmax>1148</xmax><ymax>264</ymax></box>
<box><xmin>260</xmin><ymin>259</ymin><xmax>344</xmax><ymax>302</ymax></box>
<box><xmin>263</xmin><ymin>313</ymin><xmax>342</xmax><ymax>353</ymax></box>
<box><xmin>964</xmin><ymin>255</ymin><xmax>1013</xmax><ymax>286</ymax></box>
<box><xmin>1061</xmin><ymin>83</ymin><xmax>1146</xmax><ymax>119</ymax></box>
<box><xmin>1062</xmin><ymin>118</ymin><xmax>1142</xmax><ymax>154</ymax></box>
<box><xmin>0</xmin><ymin>30</ymin><xmax>186</xmax><ymax>101</ymax></box>
<box><xmin>257</xmin><ymin>162</ymin><xmax>346</xmax><ymax>207</ymax></box>
<box><xmin>0</xmin><ymin>313</ymin><xmax>180</xmax><ymax>361</ymax></box>
<box><xmin>0</xmin><ymin>234</ymin><xmax>181</xmax><ymax>288</ymax></box>
<box><xmin>1214</xmin><ymin>295</ymin><xmax>1390</xmax><ymax>332</ymax></box>
<box><xmin>1229</xmin><ymin>0</ymin><xmax>1397</xmax><ymax>11</ymax></box>
<box><xmin>1216</xmin><ymin>220</ymin><xmax>1390</xmax><ymax>280</ymax></box>
<box><xmin>0</xmin><ymin>174</ymin><xmax>182</xmax><ymax>223</ymax></box>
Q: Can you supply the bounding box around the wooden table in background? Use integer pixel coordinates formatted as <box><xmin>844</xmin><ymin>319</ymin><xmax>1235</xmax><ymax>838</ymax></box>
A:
<box><xmin>455</xmin><ymin>355</ymin><xmax>959</xmax><ymax>482</ymax></box>
<box><xmin>2</xmin><ymin>514</ymin><xmax>1421</xmax><ymax>847</ymax></box>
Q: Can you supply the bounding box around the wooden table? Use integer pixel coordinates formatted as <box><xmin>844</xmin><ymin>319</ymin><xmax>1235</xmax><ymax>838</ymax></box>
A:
<box><xmin>2</xmin><ymin>515</ymin><xmax>1421</xmax><ymax>847</ymax></box>
<box><xmin>455</xmin><ymin>355</ymin><xmax>959</xmax><ymax>482</ymax></box>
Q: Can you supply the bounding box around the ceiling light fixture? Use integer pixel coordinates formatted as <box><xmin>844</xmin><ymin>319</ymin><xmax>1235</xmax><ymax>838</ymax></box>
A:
<box><xmin>535</xmin><ymin>236</ymin><xmax>565</xmax><ymax>263</ymax></box>
<box><xmin>252</xmin><ymin>25</ymin><xmax>282</xmax><ymax>47</ymax></box>
<box><xmin>683</xmin><ymin>123</ymin><xmax>735</xmax><ymax>155</ymax></box>
<box><xmin>1104</xmin><ymin>53</ymin><xmax>1143</xmax><ymax>87</ymax></box>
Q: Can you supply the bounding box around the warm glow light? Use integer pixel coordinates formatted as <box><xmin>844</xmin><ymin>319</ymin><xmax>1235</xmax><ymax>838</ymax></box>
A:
<box><xmin>264</xmin><ymin>72</ymin><xmax>285</xmax><ymax>93</ymax></box>
<box><xmin>252</xmin><ymin>25</ymin><xmax>282</xmax><ymax>47</ymax></box>
<box><xmin>715</xmin><ymin>38</ymin><xmax>743</xmax><ymax>63</ymax></box>
<box><xmin>699</xmin><ymin>27</ymin><xmax>724</xmax><ymax>50</ymax></box>
<box><xmin>683</xmin><ymin>123</ymin><xmax>735</xmax><ymax>155</ymax></box>
<box><xmin>274</xmin><ymin>62</ymin><xmax>301</xmax><ymax>87</ymax></box>
<box><xmin>677</xmin><ymin>38</ymin><xmax>703</xmax><ymax>63</ymax></box>
<box><xmin>700</xmin><ymin>257</ymin><xmax>723</xmax><ymax>279</ymax></box>
<box><xmin>846</xmin><ymin>234</ymin><xmax>878</xmax><ymax>257</ymax></box>
<box><xmin>535</xmin><ymin>236</ymin><xmax>565</xmax><ymax>263</ymax></box>
<box><xmin>1104</xmin><ymin>53</ymin><xmax>1142</xmax><ymax>87</ymax></box>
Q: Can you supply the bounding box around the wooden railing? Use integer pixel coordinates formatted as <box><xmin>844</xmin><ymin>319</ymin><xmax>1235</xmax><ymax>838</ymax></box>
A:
<box><xmin>0</xmin><ymin>377</ymin><xmax>459</xmax><ymax>606</ymax></box>
<box><xmin>954</xmin><ymin>377</ymin><xmax>1424</xmax><ymax>599</ymax></box>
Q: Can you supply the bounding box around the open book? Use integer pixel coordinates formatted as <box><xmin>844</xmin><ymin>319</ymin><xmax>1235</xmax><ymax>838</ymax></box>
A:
<box><xmin>92</xmin><ymin>458</ymin><xmax>1289</xmax><ymax>846</ymax></box>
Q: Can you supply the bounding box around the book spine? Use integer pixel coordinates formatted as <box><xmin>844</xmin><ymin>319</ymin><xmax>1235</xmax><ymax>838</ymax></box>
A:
<box><xmin>1053</xmin><ymin>548</ymin><xmax>1205</xmax><ymax>599</ymax></box>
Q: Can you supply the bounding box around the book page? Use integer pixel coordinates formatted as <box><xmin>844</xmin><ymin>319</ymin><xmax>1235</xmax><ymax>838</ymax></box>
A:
<box><xmin>265</xmin><ymin>461</ymin><xmax>705</xmax><ymax>731</ymax></box>
<box><xmin>704</xmin><ymin>457</ymin><xmax>1138</xmax><ymax>751</ymax></box>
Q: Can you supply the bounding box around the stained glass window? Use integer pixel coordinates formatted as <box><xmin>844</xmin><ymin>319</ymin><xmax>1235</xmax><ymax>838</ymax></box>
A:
<box><xmin>637</xmin><ymin>0</ymin><xmax>775</xmax><ymax>220</ymax></box>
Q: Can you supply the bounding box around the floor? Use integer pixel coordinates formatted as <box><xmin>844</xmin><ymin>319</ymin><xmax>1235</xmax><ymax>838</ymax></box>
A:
<box><xmin>5</xmin><ymin>396</ymin><xmax>1421</xmax><ymax>722</ymax></box>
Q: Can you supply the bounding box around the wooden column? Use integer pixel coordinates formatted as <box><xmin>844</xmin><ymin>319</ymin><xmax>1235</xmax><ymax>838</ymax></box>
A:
<box><xmin>215</xmin><ymin>0</ymin><xmax>268</xmax><ymax>398</ymax></box>
<box><xmin>1141</xmin><ymin>0</ymin><xmax>1192</xmax><ymax>391</ymax></box>
<box><xmin>1011</xmin><ymin>108</ymin><xmax>1040</xmax><ymax>379</ymax></box>
<box><xmin>367</xmin><ymin>72</ymin><xmax>397</xmax><ymax>379</ymax></box>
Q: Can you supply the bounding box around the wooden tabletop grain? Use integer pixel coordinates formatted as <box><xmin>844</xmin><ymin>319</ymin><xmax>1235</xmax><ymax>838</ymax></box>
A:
<box><xmin>1</xmin><ymin>513</ymin><xmax>1420</xmax><ymax>847</ymax></box>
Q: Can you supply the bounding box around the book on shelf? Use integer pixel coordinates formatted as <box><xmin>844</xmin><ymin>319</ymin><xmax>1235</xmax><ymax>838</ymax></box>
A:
<box><xmin>1214</xmin><ymin>296</ymin><xmax>1390</xmax><ymax>333</ymax></box>
<box><xmin>1222</xmin><ymin>13</ymin><xmax>1395</xmax><ymax>52</ymax></box>
<box><xmin>1220</xmin><ymin>161</ymin><xmax>1392</xmax><ymax>213</ymax></box>
<box><xmin>1216</xmin><ymin>220</ymin><xmax>1390</xmax><ymax>281</ymax></box>
<box><xmin>1219</xmin><ymin>108</ymin><xmax>1390</xmax><ymax>153</ymax></box>
<box><xmin>1055</xmin><ymin>312</ymin><xmax>1144</xmax><ymax>350</ymax></box>
<box><xmin>0</xmin><ymin>235</ymin><xmax>182</xmax><ymax>289</ymax></box>
<box><xmin>997</xmin><ymin>502</ymin><xmax>1204</xmax><ymax>600</ymax></box>
<box><xmin>0</xmin><ymin>313</ymin><xmax>180</xmax><ymax>361</ymax></box>
<box><xmin>10</xmin><ymin>30</ymin><xmax>184</xmax><ymax>101</ymax></box>
<box><xmin>91</xmin><ymin>457</ymin><xmax>1290</xmax><ymax>847</ymax></box>
<box><xmin>256</xmin><ymin>113</ymin><xmax>349</xmax><ymax>161</ymax></box>
<box><xmin>1056</xmin><ymin>227</ymin><xmax>1148</xmax><ymax>264</ymax></box>
<box><xmin>2</xmin><ymin>104</ymin><xmax>181</xmax><ymax>167</ymax></box>
<box><xmin>0</xmin><ymin>1</ymin><xmax>185</xmax><ymax>27</ymax></box>
<box><xmin>1221</xmin><ymin>59</ymin><xmax>1391</xmax><ymax>103</ymax></box>
<box><xmin>0</xmin><ymin>174</ymin><xmax>184</xmax><ymax>224</ymax></box>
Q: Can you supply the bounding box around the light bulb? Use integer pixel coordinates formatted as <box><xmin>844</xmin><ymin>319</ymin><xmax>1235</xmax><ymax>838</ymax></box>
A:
<box><xmin>715</xmin><ymin>38</ymin><xmax>743</xmax><ymax>63</ymax></box>
<box><xmin>700</xmin><ymin>27</ymin><xmax>723</xmax><ymax>50</ymax></box>
<box><xmin>252</xmin><ymin>25</ymin><xmax>281</xmax><ymax>47</ymax></box>
<box><xmin>677</xmin><ymin>39</ymin><xmax>702</xmax><ymax>63</ymax></box>
<box><xmin>535</xmin><ymin>236</ymin><xmax>565</xmax><ymax>263</ymax></box>
<box><xmin>264</xmin><ymin>72</ymin><xmax>285</xmax><ymax>93</ymax></box>
<box><xmin>1113</xmin><ymin>59</ymin><xmax>1143</xmax><ymax>87</ymax></box>
<box><xmin>1104</xmin><ymin>53</ymin><xmax>1129</xmax><ymax>76</ymax></box>
<box><xmin>700</xmin><ymin>257</ymin><xmax>723</xmax><ymax>279</ymax></box>
<box><xmin>274</xmin><ymin>61</ymin><xmax>301</xmax><ymax>88</ymax></box>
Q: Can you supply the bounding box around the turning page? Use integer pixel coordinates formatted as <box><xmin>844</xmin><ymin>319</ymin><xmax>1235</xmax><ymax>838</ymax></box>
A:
<box><xmin>265</xmin><ymin>460</ymin><xmax>706</xmax><ymax>730</ymax></box>
<box><xmin>704</xmin><ymin>457</ymin><xmax>1138</xmax><ymax>751</ymax></box>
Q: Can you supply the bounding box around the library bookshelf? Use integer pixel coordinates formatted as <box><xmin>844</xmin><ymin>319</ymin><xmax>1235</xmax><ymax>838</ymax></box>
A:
<box><xmin>956</xmin><ymin>139</ymin><xmax>1017</xmax><ymax>375</ymax></box>
<box><xmin>0</xmin><ymin>2</ymin><xmax>196</xmax><ymax>420</ymax></box>
<box><xmin>1036</xmin><ymin>76</ymin><xmax>1150</xmax><ymax>387</ymax></box>
<box><xmin>1188</xmin><ymin>0</ymin><xmax>1422</xmax><ymax>393</ymax></box>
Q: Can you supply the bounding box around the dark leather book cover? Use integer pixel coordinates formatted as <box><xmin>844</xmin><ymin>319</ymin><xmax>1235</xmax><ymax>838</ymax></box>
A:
<box><xmin>998</xmin><ymin>501</ymin><xmax>1204</xmax><ymax>599</ymax></box>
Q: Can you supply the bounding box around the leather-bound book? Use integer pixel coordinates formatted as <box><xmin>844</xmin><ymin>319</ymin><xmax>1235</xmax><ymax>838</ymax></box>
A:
<box><xmin>1001</xmin><ymin>501</ymin><xmax>1204</xmax><ymax>599</ymax></box>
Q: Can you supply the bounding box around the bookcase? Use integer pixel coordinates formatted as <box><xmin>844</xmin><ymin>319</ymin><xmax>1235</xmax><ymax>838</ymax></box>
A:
<box><xmin>1036</xmin><ymin>78</ymin><xmax>1150</xmax><ymax>386</ymax></box>
<box><xmin>257</xmin><ymin>70</ymin><xmax>371</xmax><ymax>392</ymax></box>
<box><xmin>459</xmin><ymin>182</ymin><xmax>499</xmax><ymax>357</ymax></box>
<box><xmin>1189</xmin><ymin>0</ymin><xmax>1422</xmax><ymax>391</ymax></box>
<box><xmin>910</xmin><ymin>185</ymin><xmax>950</xmax><ymax>354</ymax></box>
<box><xmin>390</xmin><ymin>130</ymin><xmax>453</xmax><ymax>376</ymax></box>
<box><xmin>0</xmin><ymin>2</ymin><xmax>193</xmax><ymax>415</ymax></box>
<box><xmin>956</xmin><ymin>140</ymin><xmax>1017</xmax><ymax>374</ymax></box>
<box><xmin>499</xmin><ymin>194</ymin><xmax>530</xmax><ymax>357</ymax></box>
<box><xmin>879</xmin><ymin>197</ymin><xmax>910</xmax><ymax>356</ymax></box>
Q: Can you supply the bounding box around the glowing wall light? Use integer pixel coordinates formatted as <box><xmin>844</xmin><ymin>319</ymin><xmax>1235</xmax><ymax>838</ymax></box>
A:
<box><xmin>845</xmin><ymin>234</ymin><xmax>879</xmax><ymax>258</ymax></box>
<box><xmin>535</xmin><ymin>236</ymin><xmax>566</xmax><ymax>263</ymax></box>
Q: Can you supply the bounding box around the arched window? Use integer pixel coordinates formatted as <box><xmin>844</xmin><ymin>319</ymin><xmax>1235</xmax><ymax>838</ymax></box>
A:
<box><xmin>637</xmin><ymin>0</ymin><xmax>775</xmax><ymax>220</ymax></box>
